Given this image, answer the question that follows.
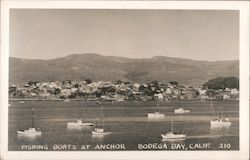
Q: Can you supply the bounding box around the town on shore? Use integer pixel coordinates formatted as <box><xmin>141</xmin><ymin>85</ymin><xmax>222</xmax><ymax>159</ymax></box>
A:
<box><xmin>8</xmin><ymin>78</ymin><xmax>239</xmax><ymax>102</ymax></box>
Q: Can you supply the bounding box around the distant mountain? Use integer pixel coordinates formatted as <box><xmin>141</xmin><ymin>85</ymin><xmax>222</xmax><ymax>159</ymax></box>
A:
<box><xmin>9</xmin><ymin>53</ymin><xmax>239</xmax><ymax>87</ymax></box>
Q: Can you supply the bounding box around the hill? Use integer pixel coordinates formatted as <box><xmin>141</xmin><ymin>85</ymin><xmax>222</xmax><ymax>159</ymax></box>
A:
<box><xmin>9</xmin><ymin>53</ymin><xmax>239</xmax><ymax>87</ymax></box>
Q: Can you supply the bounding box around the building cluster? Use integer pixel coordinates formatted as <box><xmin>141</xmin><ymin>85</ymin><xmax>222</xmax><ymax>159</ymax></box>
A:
<box><xmin>9</xmin><ymin>80</ymin><xmax>239</xmax><ymax>101</ymax></box>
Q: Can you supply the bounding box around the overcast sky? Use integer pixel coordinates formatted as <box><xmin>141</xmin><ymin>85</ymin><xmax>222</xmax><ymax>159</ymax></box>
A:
<box><xmin>10</xmin><ymin>9</ymin><xmax>239</xmax><ymax>61</ymax></box>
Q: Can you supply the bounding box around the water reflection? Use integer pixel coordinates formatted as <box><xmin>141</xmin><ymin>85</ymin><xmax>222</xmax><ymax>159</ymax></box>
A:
<box><xmin>210</xmin><ymin>126</ymin><xmax>230</xmax><ymax>135</ymax></box>
<box><xmin>147</xmin><ymin>118</ymin><xmax>165</xmax><ymax>122</ymax></box>
<box><xmin>210</xmin><ymin>125</ymin><xmax>231</xmax><ymax>129</ymax></box>
<box><xmin>161</xmin><ymin>138</ymin><xmax>186</xmax><ymax>143</ymax></box>
<box><xmin>91</xmin><ymin>134</ymin><xmax>106</xmax><ymax>139</ymax></box>
<box><xmin>67</xmin><ymin>125</ymin><xmax>93</xmax><ymax>131</ymax></box>
<box><xmin>17</xmin><ymin>134</ymin><xmax>42</xmax><ymax>141</ymax></box>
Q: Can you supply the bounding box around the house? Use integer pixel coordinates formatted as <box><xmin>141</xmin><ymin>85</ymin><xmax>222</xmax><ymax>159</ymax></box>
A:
<box><xmin>231</xmin><ymin>88</ymin><xmax>239</xmax><ymax>95</ymax></box>
<box><xmin>185</xmin><ymin>89</ymin><xmax>198</xmax><ymax>99</ymax></box>
<box><xmin>198</xmin><ymin>89</ymin><xmax>206</xmax><ymax>95</ymax></box>
<box><xmin>71</xmin><ymin>88</ymin><xmax>78</xmax><ymax>93</ymax></box>
<box><xmin>223</xmin><ymin>94</ymin><xmax>231</xmax><ymax>100</ymax></box>
<box><xmin>165</xmin><ymin>88</ymin><xmax>172</xmax><ymax>95</ymax></box>
<box><xmin>154</xmin><ymin>93</ymin><xmax>164</xmax><ymax>101</ymax></box>
<box><xmin>114</xmin><ymin>94</ymin><xmax>125</xmax><ymax>101</ymax></box>
<box><xmin>60</xmin><ymin>89</ymin><xmax>72</xmax><ymax>97</ymax></box>
<box><xmin>200</xmin><ymin>95</ymin><xmax>209</xmax><ymax>100</ymax></box>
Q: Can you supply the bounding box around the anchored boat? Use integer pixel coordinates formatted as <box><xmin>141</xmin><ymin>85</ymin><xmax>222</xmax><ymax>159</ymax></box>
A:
<box><xmin>147</xmin><ymin>103</ymin><xmax>165</xmax><ymax>119</ymax></box>
<box><xmin>174</xmin><ymin>101</ymin><xmax>190</xmax><ymax>114</ymax></box>
<box><xmin>92</xmin><ymin>127</ymin><xmax>112</xmax><ymax>136</ymax></box>
<box><xmin>161</xmin><ymin>120</ymin><xmax>186</xmax><ymax>139</ymax></box>
<box><xmin>67</xmin><ymin>111</ymin><xmax>94</xmax><ymax>127</ymax></box>
<box><xmin>210</xmin><ymin>113</ymin><xmax>231</xmax><ymax>128</ymax></box>
<box><xmin>17</xmin><ymin>128</ymin><xmax>41</xmax><ymax>135</ymax></box>
<box><xmin>209</xmin><ymin>95</ymin><xmax>231</xmax><ymax>128</ymax></box>
<box><xmin>17</xmin><ymin>108</ymin><xmax>42</xmax><ymax>136</ymax></box>
<box><xmin>174</xmin><ymin>108</ymin><xmax>190</xmax><ymax>114</ymax></box>
<box><xmin>92</xmin><ymin>101</ymin><xmax>112</xmax><ymax>136</ymax></box>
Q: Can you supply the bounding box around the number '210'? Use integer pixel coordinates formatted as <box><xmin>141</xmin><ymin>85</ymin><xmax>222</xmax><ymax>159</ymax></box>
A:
<box><xmin>219</xmin><ymin>143</ymin><xmax>231</xmax><ymax>149</ymax></box>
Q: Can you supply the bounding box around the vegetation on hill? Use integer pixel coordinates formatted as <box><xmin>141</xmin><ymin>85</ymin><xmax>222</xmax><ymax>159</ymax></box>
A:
<box><xmin>203</xmin><ymin>77</ymin><xmax>239</xmax><ymax>90</ymax></box>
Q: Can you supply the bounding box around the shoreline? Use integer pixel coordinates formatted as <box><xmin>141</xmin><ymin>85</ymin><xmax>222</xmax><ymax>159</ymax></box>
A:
<box><xmin>9</xmin><ymin>98</ymin><xmax>239</xmax><ymax>102</ymax></box>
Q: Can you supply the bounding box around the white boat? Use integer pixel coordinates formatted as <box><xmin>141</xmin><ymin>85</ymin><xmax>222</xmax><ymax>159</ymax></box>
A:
<box><xmin>210</xmin><ymin>114</ymin><xmax>231</xmax><ymax>128</ymax></box>
<box><xmin>67</xmin><ymin>119</ymin><xmax>94</xmax><ymax>127</ymax></box>
<box><xmin>17</xmin><ymin>128</ymin><xmax>41</xmax><ymax>135</ymax></box>
<box><xmin>19</xmin><ymin>101</ymin><xmax>24</xmax><ymax>104</ymax></box>
<box><xmin>161</xmin><ymin>120</ymin><xmax>186</xmax><ymax>139</ymax></box>
<box><xmin>147</xmin><ymin>112</ymin><xmax>165</xmax><ymax>118</ymax></box>
<box><xmin>147</xmin><ymin>103</ymin><xmax>165</xmax><ymax>119</ymax></box>
<box><xmin>17</xmin><ymin>108</ymin><xmax>42</xmax><ymax>136</ymax></box>
<box><xmin>174</xmin><ymin>101</ymin><xmax>190</xmax><ymax>114</ymax></box>
<box><xmin>209</xmin><ymin>96</ymin><xmax>231</xmax><ymax>128</ymax></box>
<box><xmin>174</xmin><ymin>108</ymin><xmax>190</xmax><ymax>114</ymax></box>
<box><xmin>67</xmin><ymin>108</ymin><xmax>93</xmax><ymax>127</ymax></box>
<box><xmin>161</xmin><ymin>132</ymin><xmax>186</xmax><ymax>139</ymax></box>
<box><xmin>92</xmin><ymin>128</ymin><xmax>112</xmax><ymax>136</ymax></box>
<box><xmin>8</xmin><ymin>103</ymin><xmax>11</xmax><ymax>107</ymax></box>
<box><xmin>92</xmin><ymin>102</ymin><xmax>112</xmax><ymax>136</ymax></box>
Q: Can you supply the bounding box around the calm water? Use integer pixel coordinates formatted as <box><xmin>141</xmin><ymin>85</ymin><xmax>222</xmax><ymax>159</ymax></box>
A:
<box><xmin>9</xmin><ymin>100</ymin><xmax>239</xmax><ymax>151</ymax></box>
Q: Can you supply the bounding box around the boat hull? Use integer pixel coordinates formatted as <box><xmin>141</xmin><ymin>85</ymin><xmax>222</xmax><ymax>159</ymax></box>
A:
<box><xmin>147</xmin><ymin>113</ymin><xmax>165</xmax><ymax>119</ymax></box>
<box><xmin>17</xmin><ymin>130</ymin><xmax>41</xmax><ymax>136</ymax></box>
<box><xmin>67</xmin><ymin>122</ymin><xmax>94</xmax><ymax>126</ymax></box>
<box><xmin>161</xmin><ymin>134</ymin><xmax>186</xmax><ymax>139</ymax></box>
<box><xmin>91</xmin><ymin>131</ymin><xmax>112</xmax><ymax>136</ymax></box>
<box><xmin>210</xmin><ymin>120</ymin><xmax>231</xmax><ymax>128</ymax></box>
<box><xmin>92</xmin><ymin>128</ymin><xmax>112</xmax><ymax>136</ymax></box>
<box><xmin>174</xmin><ymin>108</ymin><xmax>190</xmax><ymax>114</ymax></box>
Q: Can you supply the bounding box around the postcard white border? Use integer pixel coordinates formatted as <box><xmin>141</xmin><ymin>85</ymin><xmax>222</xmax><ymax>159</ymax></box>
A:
<box><xmin>1</xmin><ymin>1</ymin><xmax>249</xmax><ymax>160</ymax></box>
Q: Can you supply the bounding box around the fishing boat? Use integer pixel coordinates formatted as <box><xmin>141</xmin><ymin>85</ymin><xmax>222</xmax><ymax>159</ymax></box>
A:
<box><xmin>67</xmin><ymin>119</ymin><xmax>93</xmax><ymax>127</ymax></box>
<box><xmin>92</xmin><ymin>102</ymin><xmax>112</xmax><ymax>136</ymax></box>
<box><xmin>92</xmin><ymin>127</ymin><xmax>112</xmax><ymax>136</ymax></box>
<box><xmin>17</xmin><ymin>128</ymin><xmax>41</xmax><ymax>135</ymax></box>
<box><xmin>67</xmin><ymin>111</ymin><xmax>94</xmax><ymax>127</ymax></box>
<box><xmin>210</xmin><ymin>113</ymin><xmax>231</xmax><ymax>128</ymax></box>
<box><xmin>17</xmin><ymin>108</ymin><xmax>42</xmax><ymax>136</ymax></box>
<box><xmin>174</xmin><ymin>101</ymin><xmax>190</xmax><ymax>114</ymax></box>
<box><xmin>161</xmin><ymin>120</ymin><xmax>186</xmax><ymax>139</ymax></box>
<box><xmin>174</xmin><ymin>108</ymin><xmax>190</xmax><ymax>114</ymax></box>
<box><xmin>209</xmin><ymin>96</ymin><xmax>231</xmax><ymax>128</ymax></box>
<box><xmin>147</xmin><ymin>103</ymin><xmax>165</xmax><ymax>119</ymax></box>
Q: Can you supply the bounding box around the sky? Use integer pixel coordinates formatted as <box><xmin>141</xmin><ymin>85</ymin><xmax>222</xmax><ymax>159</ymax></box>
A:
<box><xmin>10</xmin><ymin>9</ymin><xmax>239</xmax><ymax>61</ymax></box>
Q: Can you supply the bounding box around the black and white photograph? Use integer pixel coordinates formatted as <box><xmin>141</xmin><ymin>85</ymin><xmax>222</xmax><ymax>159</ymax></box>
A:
<box><xmin>1</xmin><ymin>1</ymin><xmax>249</xmax><ymax>160</ymax></box>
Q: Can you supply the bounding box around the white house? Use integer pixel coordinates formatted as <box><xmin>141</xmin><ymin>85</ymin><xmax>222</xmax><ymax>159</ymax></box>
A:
<box><xmin>231</xmin><ymin>88</ymin><xmax>239</xmax><ymax>95</ymax></box>
<box><xmin>154</xmin><ymin>93</ymin><xmax>163</xmax><ymax>101</ymax></box>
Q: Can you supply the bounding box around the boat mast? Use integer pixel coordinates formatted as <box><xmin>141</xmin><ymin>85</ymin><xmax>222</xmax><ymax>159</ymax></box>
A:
<box><xmin>157</xmin><ymin>102</ymin><xmax>159</xmax><ymax>112</ymax></box>
<box><xmin>101</xmin><ymin>103</ymin><xmax>104</xmax><ymax>129</ymax></box>
<box><xmin>209</xmin><ymin>92</ymin><xmax>215</xmax><ymax>116</ymax></box>
<box><xmin>81</xmin><ymin>111</ymin><xmax>83</xmax><ymax>120</ymax></box>
<box><xmin>96</xmin><ymin>101</ymin><xmax>103</xmax><ymax>128</ymax></box>
<box><xmin>96</xmin><ymin>117</ymin><xmax>99</xmax><ymax>128</ymax></box>
<box><xmin>31</xmin><ymin>107</ymin><xmax>34</xmax><ymax>128</ymax></box>
<box><xmin>171</xmin><ymin>119</ymin><xmax>174</xmax><ymax>133</ymax></box>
